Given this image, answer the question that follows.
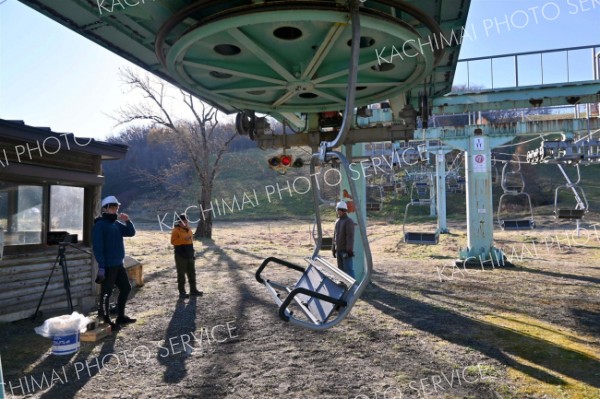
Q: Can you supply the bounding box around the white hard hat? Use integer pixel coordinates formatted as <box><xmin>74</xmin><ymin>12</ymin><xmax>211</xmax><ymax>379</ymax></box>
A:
<box><xmin>101</xmin><ymin>195</ymin><xmax>121</xmax><ymax>208</ymax></box>
<box><xmin>336</xmin><ymin>201</ymin><xmax>348</xmax><ymax>210</ymax></box>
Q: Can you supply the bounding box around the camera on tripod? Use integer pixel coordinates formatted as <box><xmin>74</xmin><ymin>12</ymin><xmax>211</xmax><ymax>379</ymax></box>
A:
<box><xmin>32</xmin><ymin>232</ymin><xmax>89</xmax><ymax>321</ymax></box>
<box><xmin>47</xmin><ymin>231</ymin><xmax>78</xmax><ymax>245</ymax></box>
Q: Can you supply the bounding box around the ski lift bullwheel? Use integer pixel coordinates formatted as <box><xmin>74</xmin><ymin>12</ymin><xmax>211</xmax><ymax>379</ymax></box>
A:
<box><xmin>155</xmin><ymin>1</ymin><xmax>442</xmax><ymax>115</ymax></box>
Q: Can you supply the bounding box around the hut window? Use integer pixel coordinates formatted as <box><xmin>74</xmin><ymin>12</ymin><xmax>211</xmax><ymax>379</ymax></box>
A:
<box><xmin>0</xmin><ymin>183</ymin><xmax>43</xmax><ymax>245</ymax></box>
<box><xmin>50</xmin><ymin>186</ymin><xmax>84</xmax><ymax>241</ymax></box>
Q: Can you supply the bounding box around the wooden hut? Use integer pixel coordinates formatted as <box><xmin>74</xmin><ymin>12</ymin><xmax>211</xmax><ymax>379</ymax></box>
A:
<box><xmin>0</xmin><ymin>119</ymin><xmax>128</xmax><ymax>322</ymax></box>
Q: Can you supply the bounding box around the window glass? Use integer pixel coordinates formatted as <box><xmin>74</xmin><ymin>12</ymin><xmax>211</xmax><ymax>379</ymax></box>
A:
<box><xmin>0</xmin><ymin>183</ymin><xmax>43</xmax><ymax>245</ymax></box>
<box><xmin>50</xmin><ymin>186</ymin><xmax>84</xmax><ymax>240</ymax></box>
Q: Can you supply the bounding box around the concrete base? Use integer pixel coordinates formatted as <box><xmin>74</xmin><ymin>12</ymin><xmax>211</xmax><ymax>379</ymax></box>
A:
<box><xmin>456</xmin><ymin>247</ymin><xmax>513</xmax><ymax>269</ymax></box>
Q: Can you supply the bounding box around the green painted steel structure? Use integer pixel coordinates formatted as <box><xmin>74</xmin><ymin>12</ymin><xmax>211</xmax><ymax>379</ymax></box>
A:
<box><xmin>19</xmin><ymin>0</ymin><xmax>469</xmax><ymax>120</ymax></box>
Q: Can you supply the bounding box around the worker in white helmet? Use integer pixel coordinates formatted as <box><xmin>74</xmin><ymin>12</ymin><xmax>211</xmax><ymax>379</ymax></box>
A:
<box><xmin>93</xmin><ymin>195</ymin><xmax>136</xmax><ymax>328</ymax></box>
<box><xmin>332</xmin><ymin>201</ymin><xmax>355</xmax><ymax>277</ymax></box>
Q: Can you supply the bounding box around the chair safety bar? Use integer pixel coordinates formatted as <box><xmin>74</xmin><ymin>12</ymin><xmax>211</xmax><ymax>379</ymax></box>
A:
<box><xmin>256</xmin><ymin>256</ymin><xmax>305</xmax><ymax>284</ymax></box>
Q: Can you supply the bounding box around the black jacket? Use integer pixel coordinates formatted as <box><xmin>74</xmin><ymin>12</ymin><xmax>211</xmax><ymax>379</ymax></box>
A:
<box><xmin>334</xmin><ymin>215</ymin><xmax>355</xmax><ymax>253</ymax></box>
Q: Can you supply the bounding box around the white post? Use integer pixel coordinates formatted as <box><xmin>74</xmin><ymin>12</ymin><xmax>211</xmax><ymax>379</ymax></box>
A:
<box><xmin>0</xmin><ymin>353</ymin><xmax>5</xmax><ymax>399</ymax></box>
<box><xmin>0</xmin><ymin>228</ymin><xmax>4</xmax><ymax>260</ymax></box>
<box><xmin>435</xmin><ymin>149</ymin><xmax>449</xmax><ymax>233</ymax></box>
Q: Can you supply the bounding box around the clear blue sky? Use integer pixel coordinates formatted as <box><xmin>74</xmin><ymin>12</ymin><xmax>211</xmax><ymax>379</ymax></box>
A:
<box><xmin>1</xmin><ymin>0</ymin><xmax>599</xmax><ymax>140</ymax></box>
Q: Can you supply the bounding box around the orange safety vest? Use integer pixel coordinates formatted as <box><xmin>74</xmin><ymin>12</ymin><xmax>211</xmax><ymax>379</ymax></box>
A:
<box><xmin>171</xmin><ymin>224</ymin><xmax>193</xmax><ymax>246</ymax></box>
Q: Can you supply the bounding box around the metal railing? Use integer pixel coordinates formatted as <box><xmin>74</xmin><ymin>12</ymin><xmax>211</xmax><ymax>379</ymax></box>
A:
<box><xmin>454</xmin><ymin>45</ymin><xmax>600</xmax><ymax>91</ymax></box>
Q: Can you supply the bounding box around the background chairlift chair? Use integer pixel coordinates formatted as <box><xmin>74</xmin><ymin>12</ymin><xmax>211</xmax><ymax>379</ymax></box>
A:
<box><xmin>403</xmin><ymin>178</ymin><xmax>439</xmax><ymax>245</ymax></box>
<box><xmin>491</xmin><ymin>155</ymin><xmax>499</xmax><ymax>185</ymax></box>
<box><xmin>497</xmin><ymin>161</ymin><xmax>535</xmax><ymax>230</ymax></box>
<box><xmin>554</xmin><ymin>163</ymin><xmax>589</xmax><ymax>220</ymax></box>
<box><xmin>310</xmin><ymin>163</ymin><xmax>340</xmax><ymax>252</ymax></box>
<box><xmin>312</xmin><ymin>208</ymin><xmax>335</xmax><ymax>252</ymax></box>
<box><xmin>312</xmin><ymin>220</ymin><xmax>334</xmax><ymax>252</ymax></box>
<box><xmin>366</xmin><ymin>185</ymin><xmax>384</xmax><ymax>211</ymax></box>
<box><xmin>446</xmin><ymin>170</ymin><xmax>465</xmax><ymax>194</ymax></box>
<box><xmin>393</xmin><ymin>169</ymin><xmax>409</xmax><ymax>197</ymax></box>
<box><xmin>445</xmin><ymin>151</ymin><xmax>465</xmax><ymax>192</ymax></box>
<box><xmin>382</xmin><ymin>173</ymin><xmax>397</xmax><ymax>195</ymax></box>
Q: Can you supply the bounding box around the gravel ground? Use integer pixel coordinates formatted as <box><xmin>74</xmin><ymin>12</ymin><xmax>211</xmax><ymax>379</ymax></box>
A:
<box><xmin>1</xmin><ymin>219</ymin><xmax>599</xmax><ymax>399</ymax></box>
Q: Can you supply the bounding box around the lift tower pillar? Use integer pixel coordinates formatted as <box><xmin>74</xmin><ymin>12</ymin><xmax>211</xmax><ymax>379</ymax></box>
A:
<box><xmin>425</xmin><ymin>126</ymin><xmax>514</xmax><ymax>266</ymax></box>
<box><xmin>431</xmin><ymin>145</ymin><xmax>453</xmax><ymax>234</ymax></box>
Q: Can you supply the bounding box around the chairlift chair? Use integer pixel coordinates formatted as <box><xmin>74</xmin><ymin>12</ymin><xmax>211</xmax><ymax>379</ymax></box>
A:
<box><xmin>491</xmin><ymin>168</ymin><xmax>498</xmax><ymax>184</ymax></box>
<box><xmin>393</xmin><ymin>170</ymin><xmax>408</xmax><ymax>197</ymax></box>
<box><xmin>311</xmin><ymin>213</ymin><xmax>335</xmax><ymax>251</ymax></box>
<box><xmin>446</xmin><ymin>172</ymin><xmax>459</xmax><ymax>192</ymax></box>
<box><xmin>256</xmin><ymin>151</ymin><xmax>373</xmax><ymax>330</ymax></box>
<box><xmin>415</xmin><ymin>181</ymin><xmax>429</xmax><ymax>197</ymax></box>
<box><xmin>311</xmin><ymin>219</ymin><xmax>335</xmax><ymax>251</ymax></box>
<box><xmin>366</xmin><ymin>185</ymin><xmax>384</xmax><ymax>211</ymax></box>
<box><xmin>402</xmin><ymin>178</ymin><xmax>439</xmax><ymax>245</ymax></box>
<box><xmin>446</xmin><ymin>170</ymin><xmax>465</xmax><ymax>193</ymax></box>
<box><xmin>491</xmin><ymin>156</ymin><xmax>499</xmax><ymax>184</ymax></box>
<box><xmin>255</xmin><ymin>3</ymin><xmax>374</xmax><ymax>330</ymax></box>
<box><xmin>497</xmin><ymin>161</ymin><xmax>535</xmax><ymax>230</ymax></box>
<box><xmin>309</xmin><ymin>163</ymin><xmax>340</xmax><ymax>251</ymax></box>
<box><xmin>500</xmin><ymin>161</ymin><xmax>526</xmax><ymax>194</ymax></box>
<box><xmin>554</xmin><ymin>163</ymin><xmax>589</xmax><ymax>220</ymax></box>
<box><xmin>382</xmin><ymin>170</ymin><xmax>397</xmax><ymax>193</ymax></box>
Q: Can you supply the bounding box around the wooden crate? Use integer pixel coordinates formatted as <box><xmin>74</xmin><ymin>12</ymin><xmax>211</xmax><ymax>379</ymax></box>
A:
<box><xmin>80</xmin><ymin>322</ymin><xmax>112</xmax><ymax>342</ymax></box>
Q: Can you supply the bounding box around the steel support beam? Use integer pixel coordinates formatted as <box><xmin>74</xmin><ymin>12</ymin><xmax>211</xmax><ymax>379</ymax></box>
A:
<box><xmin>432</xmin><ymin>81</ymin><xmax>600</xmax><ymax>114</ymax></box>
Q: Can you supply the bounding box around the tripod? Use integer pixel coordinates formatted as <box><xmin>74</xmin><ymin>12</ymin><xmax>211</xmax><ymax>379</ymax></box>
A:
<box><xmin>32</xmin><ymin>242</ymin><xmax>91</xmax><ymax>321</ymax></box>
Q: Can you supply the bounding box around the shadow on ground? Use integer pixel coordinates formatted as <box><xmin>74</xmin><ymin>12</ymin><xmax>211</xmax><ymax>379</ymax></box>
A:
<box><xmin>363</xmin><ymin>281</ymin><xmax>600</xmax><ymax>388</ymax></box>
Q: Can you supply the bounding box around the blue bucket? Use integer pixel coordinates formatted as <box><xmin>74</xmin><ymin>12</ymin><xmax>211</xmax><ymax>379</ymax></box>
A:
<box><xmin>51</xmin><ymin>330</ymin><xmax>80</xmax><ymax>355</ymax></box>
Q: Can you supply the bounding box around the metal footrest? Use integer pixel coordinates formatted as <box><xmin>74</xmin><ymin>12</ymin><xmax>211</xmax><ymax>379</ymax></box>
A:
<box><xmin>500</xmin><ymin>219</ymin><xmax>534</xmax><ymax>230</ymax></box>
<box><xmin>556</xmin><ymin>209</ymin><xmax>585</xmax><ymax>219</ymax></box>
<box><xmin>404</xmin><ymin>232</ymin><xmax>439</xmax><ymax>245</ymax></box>
<box><xmin>321</xmin><ymin>237</ymin><xmax>333</xmax><ymax>251</ymax></box>
<box><xmin>366</xmin><ymin>203</ymin><xmax>382</xmax><ymax>211</ymax></box>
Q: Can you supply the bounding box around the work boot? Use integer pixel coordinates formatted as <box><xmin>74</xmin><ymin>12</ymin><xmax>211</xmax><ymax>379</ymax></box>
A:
<box><xmin>189</xmin><ymin>290</ymin><xmax>203</xmax><ymax>296</ymax></box>
<box><xmin>102</xmin><ymin>317</ymin><xmax>120</xmax><ymax>331</ymax></box>
<box><xmin>116</xmin><ymin>315</ymin><xmax>137</xmax><ymax>324</ymax></box>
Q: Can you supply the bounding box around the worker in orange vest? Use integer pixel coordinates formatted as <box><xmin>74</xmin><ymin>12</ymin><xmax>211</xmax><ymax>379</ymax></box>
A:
<box><xmin>171</xmin><ymin>214</ymin><xmax>203</xmax><ymax>299</ymax></box>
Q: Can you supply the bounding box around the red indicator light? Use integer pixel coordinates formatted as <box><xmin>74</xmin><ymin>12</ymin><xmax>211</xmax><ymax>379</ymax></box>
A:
<box><xmin>281</xmin><ymin>155</ymin><xmax>292</xmax><ymax>166</ymax></box>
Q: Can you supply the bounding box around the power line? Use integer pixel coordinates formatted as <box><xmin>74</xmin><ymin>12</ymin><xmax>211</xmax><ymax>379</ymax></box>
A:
<box><xmin>496</xmin><ymin>135</ymin><xmax>547</xmax><ymax>149</ymax></box>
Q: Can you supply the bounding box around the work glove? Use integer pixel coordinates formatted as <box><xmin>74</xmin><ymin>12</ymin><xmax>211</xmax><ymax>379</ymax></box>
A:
<box><xmin>332</xmin><ymin>248</ymin><xmax>337</xmax><ymax>258</ymax></box>
<box><xmin>347</xmin><ymin>250</ymin><xmax>354</xmax><ymax>257</ymax></box>
<box><xmin>95</xmin><ymin>267</ymin><xmax>105</xmax><ymax>284</ymax></box>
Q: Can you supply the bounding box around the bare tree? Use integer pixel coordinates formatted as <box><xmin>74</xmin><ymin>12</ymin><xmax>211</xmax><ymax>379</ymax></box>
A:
<box><xmin>116</xmin><ymin>68</ymin><xmax>238</xmax><ymax>238</ymax></box>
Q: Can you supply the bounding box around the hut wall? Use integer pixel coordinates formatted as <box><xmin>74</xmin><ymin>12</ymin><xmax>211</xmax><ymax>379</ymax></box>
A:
<box><xmin>0</xmin><ymin>246</ymin><xmax>96</xmax><ymax>322</ymax></box>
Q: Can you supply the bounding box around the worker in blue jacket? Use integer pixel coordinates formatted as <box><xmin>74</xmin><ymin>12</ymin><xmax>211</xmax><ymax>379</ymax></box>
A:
<box><xmin>93</xmin><ymin>195</ymin><xmax>136</xmax><ymax>327</ymax></box>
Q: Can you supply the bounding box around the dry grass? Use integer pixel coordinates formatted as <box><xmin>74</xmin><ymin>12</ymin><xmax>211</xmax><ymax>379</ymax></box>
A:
<box><xmin>1</xmin><ymin>218</ymin><xmax>599</xmax><ymax>399</ymax></box>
